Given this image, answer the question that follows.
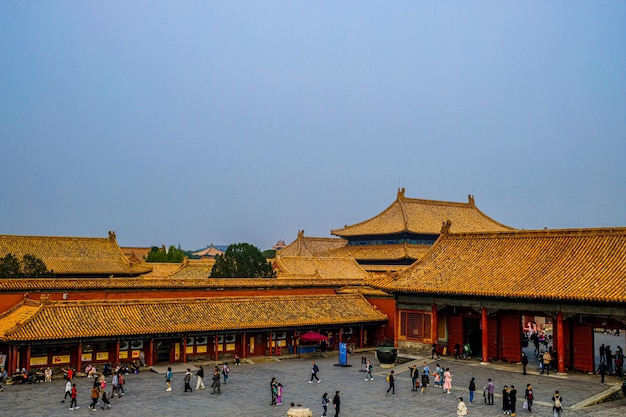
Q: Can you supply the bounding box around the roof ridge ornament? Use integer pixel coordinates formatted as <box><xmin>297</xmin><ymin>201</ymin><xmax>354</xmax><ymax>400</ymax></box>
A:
<box><xmin>440</xmin><ymin>220</ymin><xmax>452</xmax><ymax>235</ymax></box>
<box><xmin>468</xmin><ymin>195</ymin><xmax>475</xmax><ymax>207</ymax></box>
<box><xmin>108</xmin><ymin>230</ymin><xmax>116</xmax><ymax>240</ymax></box>
<box><xmin>397</xmin><ymin>187</ymin><xmax>406</xmax><ymax>200</ymax></box>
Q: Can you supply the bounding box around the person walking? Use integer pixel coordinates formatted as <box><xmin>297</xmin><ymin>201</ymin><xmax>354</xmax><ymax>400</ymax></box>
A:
<box><xmin>165</xmin><ymin>367</ymin><xmax>173</xmax><ymax>392</ymax></box>
<box><xmin>117</xmin><ymin>373</ymin><xmax>125</xmax><ymax>395</ymax></box>
<box><xmin>542</xmin><ymin>350</ymin><xmax>552</xmax><ymax>375</ymax></box>
<box><xmin>598</xmin><ymin>361</ymin><xmax>608</xmax><ymax>384</ymax></box>
<box><xmin>221</xmin><ymin>362</ymin><xmax>230</xmax><ymax>384</ymax></box>
<box><xmin>524</xmin><ymin>384</ymin><xmax>533</xmax><ymax>413</ymax></box>
<box><xmin>276</xmin><ymin>382</ymin><xmax>283</xmax><ymax>405</ymax></box>
<box><xmin>510</xmin><ymin>385</ymin><xmax>517</xmax><ymax>416</ymax></box>
<box><xmin>270</xmin><ymin>377</ymin><xmax>278</xmax><ymax>405</ymax></box>
<box><xmin>89</xmin><ymin>381</ymin><xmax>100</xmax><ymax>411</ymax></box>
<box><xmin>420</xmin><ymin>370</ymin><xmax>429</xmax><ymax>394</ymax></box>
<box><xmin>468</xmin><ymin>377</ymin><xmax>476</xmax><ymax>403</ymax></box>
<box><xmin>457</xmin><ymin>396</ymin><xmax>469</xmax><ymax>416</ymax></box>
<box><xmin>62</xmin><ymin>379</ymin><xmax>72</xmax><ymax>402</ymax></box>
<box><xmin>552</xmin><ymin>391</ymin><xmax>563</xmax><ymax>417</ymax></box>
<box><xmin>69</xmin><ymin>383</ymin><xmax>79</xmax><ymax>410</ymax></box>
<box><xmin>599</xmin><ymin>343</ymin><xmax>605</xmax><ymax>363</ymax></box>
<box><xmin>486</xmin><ymin>378</ymin><xmax>495</xmax><ymax>405</ymax></box>
<box><xmin>322</xmin><ymin>392</ymin><xmax>330</xmax><ymax>417</ymax></box>
<box><xmin>431</xmin><ymin>343</ymin><xmax>440</xmax><ymax>360</ymax></box>
<box><xmin>309</xmin><ymin>360</ymin><xmax>321</xmax><ymax>383</ymax></box>
<box><xmin>443</xmin><ymin>368</ymin><xmax>453</xmax><ymax>394</ymax></box>
<box><xmin>364</xmin><ymin>359</ymin><xmax>373</xmax><ymax>381</ymax></box>
<box><xmin>195</xmin><ymin>366</ymin><xmax>205</xmax><ymax>390</ymax></box>
<box><xmin>410</xmin><ymin>365</ymin><xmax>419</xmax><ymax>391</ymax></box>
<box><xmin>211</xmin><ymin>366</ymin><xmax>221</xmax><ymax>394</ymax></box>
<box><xmin>184</xmin><ymin>368</ymin><xmax>192</xmax><ymax>392</ymax></box>
<box><xmin>521</xmin><ymin>352</ymin><xmax>528</xmax><ymax>375</ymax></box>
<box><xmin>332</xmin><ymin>390</ymin><xmax>340</xmax><ymax>417</ymax></box>
<box><xmin>386</xmin><ymin>370</ymin><xmax>395</xmax><ymax>396</ymax></box>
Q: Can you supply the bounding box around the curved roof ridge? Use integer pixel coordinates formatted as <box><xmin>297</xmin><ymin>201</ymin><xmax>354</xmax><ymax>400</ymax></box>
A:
<box><xmin>331</xmin><ymin>191</ymin><xmax>405</xmax><ymax>236</ymax></box>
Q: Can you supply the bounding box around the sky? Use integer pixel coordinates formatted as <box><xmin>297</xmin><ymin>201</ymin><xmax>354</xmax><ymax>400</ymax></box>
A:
<box><xmin>1</xmin><ymin>1</ymin><xmax>625</xmax><ymax>251</ymax></box>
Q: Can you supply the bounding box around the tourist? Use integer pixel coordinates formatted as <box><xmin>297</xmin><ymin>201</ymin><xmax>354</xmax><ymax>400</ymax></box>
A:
<box><xmin>309</xmin><ymin>360</ymin><xmax>320</xmax><ymax>383</ymax></box>
<box><xmin>100</xmin><ymin>390</ymin><xmax>111</xmax><ymax>410</ymax></box>
<box><xmin>195</xmin><ymin>365</ymin><xmax>205</xmax><ymax>390</ymax></box>
<box><xmin>502</xmin><ymin>385</ymin><xmax>510</xmax><ymax>415</ymax></box>
<box><xmin>69</xmin><ymin>383</ymin><xmax>79</xmax><ymax>410</ymax></box>
<box><xmin>524</xmin><ymin>384</ymin><xmax>533</xmax><ymax>413</ymax></box>
<box><xmin>234</xmin><ymin>353</ymin><xmax>240</xmax><ymax>365</ymax></box>
<box><xmin>270</xmin><ymin>377</ymin><xmax>277</xmax><ymax>405</ymax></box>
<box><xmin>221</xmin><ymin>362</ymin><xmax>230</xmax><ymax>384</ymax></box>
<box><xmin>552</xmin><ymin>390</ymin><xmax>563</xmax><ymax>417</ymax></box>
<box><xmin>44</xmin><ymin>366</ymin><xmax>52</xmax><ymax>382</ymax></box>
<box><xmin>165</xmin><ymin>366</ymin><xmax>173</xmax><ymax>392</ymax></box>
<box><xmin>598</xmin><ymin>361</ymin><xmax>608</xmax><ymax>384</ymax></box>
<box><xmin>456</xmin><ymin>396</ymin><xmax>468</xmax><ymax>416</ymax></box>
<box><xmin>332</xmin><ymin>390</ymin><xmax>340</xmax><ymax>417</ymax></box>
<box><xmin>385</xmin><ymin>370</ymin><xmax>395</xmax><ymax>396</ymax></box>
<box><xmin>485</xmin><ymin>378</ymin><xmax>495</xmax><ymax>405</ymax></box>
<box><xmin>89</xmin><ymin>381</ymin><xmax>100</xmax><ymax>411</ymax></box>
<box><xmin>321</xmin><ymin>392</ymin><xmax>330</xmax><ymax>417</ymax></box>
<box><xmin>211</xmin><ymin>366</ymin><xmax>221</xmax><ymax>394</ymax></box>
<box><xmin>431</xmin><ymin>342</ymin><xmax>440</xmax><ymax>360</ymax></box>
<box><xmin>139</xmin><ymin>350</ymin><xmax>146</xmax><ymax>367</ymax></box>
<box><xmin>184</xmin><ymin>368</ymin><xmax>192</xmax><ymax>392</ymax></box>
<box><xmin>410</xmin><ymin>364</ymin><xmax>419</xmax><ymax>391</ymax></box>
<box><xmin>443</xmin><ymin>368</ymin><xmax>452</xmax><ymax>394</ymax></box>
<box><xmin>521</xmin><ymin>352</ymin><xmax>528</xmax><ymax>375</ymax></box>
<box><xmin>510</xmin><ymin>385</ymin><xmax>517</xmax><ymax>416</ymax></box>
<box><xmin>364</xmin><ymin>359</ymin><xmax>373</xmax><ymax>381</ymax></box>
<box><xmin>276</xmin><ymin>382</ymin><xmax>283</xmax><ymax>405</ymax></box>
<box><xmin>468</xmin><ymin>377</ymin><xmax>476</xmax><ymax>403</ymax></box>
<box><xmin>542</xmin><ymin>350</ymin><xmax>552</xmax><ymax>375</ymax></box>
<box><xmin>61</xmin><ymin>378</ymin><xmax>72</xmax><ymax>403</ymax></box>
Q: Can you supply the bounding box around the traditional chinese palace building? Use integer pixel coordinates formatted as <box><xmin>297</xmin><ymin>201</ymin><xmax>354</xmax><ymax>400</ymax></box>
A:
<box><xmin>1</xmin><ymin>189</ymin><xmax>624</xmax><ymax>375</ymax></box>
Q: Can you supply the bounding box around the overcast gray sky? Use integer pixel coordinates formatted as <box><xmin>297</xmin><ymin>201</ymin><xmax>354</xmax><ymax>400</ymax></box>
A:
<box><xmin>1</xmin><ymin>1</ymin><xmax>625</xmax><ymax>251</ymax></box>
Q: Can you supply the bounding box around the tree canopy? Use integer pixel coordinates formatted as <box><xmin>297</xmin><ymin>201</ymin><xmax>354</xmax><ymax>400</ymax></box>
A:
<box><xmin>145</xmin><ymin>245</ymin><xmax>187</xmax><ymax>263</ymax></box>
<box><xmin>0</xmin><ymin>253</ymin><xmax>54</xmax><ymax>278</ymax></box>
<box><xmin>210</xmin><ymin>243</ymin><xmax>276</xmax><ymax>278</ymax></box>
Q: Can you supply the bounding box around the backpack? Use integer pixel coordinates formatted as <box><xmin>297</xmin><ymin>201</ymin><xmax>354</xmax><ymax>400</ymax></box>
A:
<box><xmin>386</xmin><ymin>374</ymin><xmax>390</xmax><ymax>382</ymax></box>
<box><xmin>554</xmin><ymin>396</ymin><xmax>561</xmax><ymax>408</ymax></box>
<box><xmin>313</xmin><ymin>364</ymin><xmax>319</xmax><ymax>373</ymax></box>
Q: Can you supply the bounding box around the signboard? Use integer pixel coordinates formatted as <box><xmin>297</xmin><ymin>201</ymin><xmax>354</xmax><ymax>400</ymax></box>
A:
<box><xmin>52</xmin><ymin>355</ymin><xmax>71</xmax><ymax>364</ymax></box>
<box><xmin>338</xmin><ymin>342</ymin><xmax>348</xmax><ymax>366</ymax></box>
<box><xmin>30</xmin><ymin>356</ymin><xmax>48</xmax><ymax>366</ymax></box>
<box><xmin>96</xmin><ymin>352</ymin><xmax>109</xmax><ymax>361</ymax></box>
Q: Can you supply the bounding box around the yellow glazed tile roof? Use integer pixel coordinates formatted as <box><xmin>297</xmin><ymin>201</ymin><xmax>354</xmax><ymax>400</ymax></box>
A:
<box><xmin>0</xmin><ymin>233</ymin><xmax>151</xmax><ymax>276</ymax></box>
<box><xmin>1</xmin><ymin>294</ymin><xmax>388</xmax><ymax>341</ymax></box>
<box><xmin>324</xmin><ymin>243</ymin><xmax>432</xmax><ymax>262</ymax></box>
<box><xmin>274</xmin><ymin>256</ymin><xmax>370</xmax><ymax>280</ymax></box>
<box><xmin>0</xmin><ymin>299</ymin><xmax>42</xmax><ymax>339</ymax></box>
<box><xmin>279</xmin><ymin>231</ymin><xmax>347</xmax><ymax>256</ymax></box>
<box><xmin>372</xmin><ymin>228</ymin><xmax>626</xmax><ymax>303</ymax></box>
<box><xmin>0</xmin><ymin>276</ymin><xmax>367</xmax><ymax>292</ymax></box>
<box><xmin>332</xmin><ymin>189</ymin><xmax>513</xmax><ymax>237</ymax></box>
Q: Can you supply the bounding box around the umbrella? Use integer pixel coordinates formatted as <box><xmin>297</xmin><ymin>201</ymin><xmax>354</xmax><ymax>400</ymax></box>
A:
<box><xmin>299</xmin><ymin>331</ymin><xmax>329</xmax><ymax>342</ymax></box>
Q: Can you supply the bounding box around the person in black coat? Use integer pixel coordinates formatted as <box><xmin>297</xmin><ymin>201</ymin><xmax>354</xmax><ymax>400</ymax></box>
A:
<box><xmin>521</xmin><ymin>352</ymin><xmax>528</xmax><ymax>375</ymax></box>
<box><xmin>332</xmin><ymin>391</ymin><xmax>340</xmax><ymax>417</ymax></box>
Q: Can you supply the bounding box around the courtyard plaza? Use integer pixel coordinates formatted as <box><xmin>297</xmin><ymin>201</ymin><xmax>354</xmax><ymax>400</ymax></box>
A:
<box><xmin>2</xmin><ymin>350</ymin><xmax>624</xmax><ymax>417</ymax></box>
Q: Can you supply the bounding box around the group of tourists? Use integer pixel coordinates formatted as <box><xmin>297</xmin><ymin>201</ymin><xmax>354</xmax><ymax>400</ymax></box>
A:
<box><xmin>598</xmin><ymin>344</ymin><xmax>624</xmax><ymax>379</ymax></box>
<box><xmin>61</xmin><ymin>365</ymin><xmax>124</xmax><ymax>411</ymax></box>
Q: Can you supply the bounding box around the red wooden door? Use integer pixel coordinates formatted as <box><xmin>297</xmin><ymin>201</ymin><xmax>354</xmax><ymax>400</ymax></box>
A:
<box><xmin>447</xmin><ymin>315</ymin><xmax>463</xmax><ymax>356</ymax></box>
<box><xmin>572</xmin><ymin>324</ymin><xmax>594</xmax><ymax>372</ymax></box>
<box><xmin>488</xmin><ymin>317</ymin><xmax>498</xmax><ymax>361</ymax></box>
<box><xmin>500</xmin><ymin>313</ymin><xmax>522</xmax><ymax>363</ymax></box>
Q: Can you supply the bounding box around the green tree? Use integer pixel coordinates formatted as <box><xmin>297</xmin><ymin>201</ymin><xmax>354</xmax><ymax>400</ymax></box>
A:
<box><xmin>210</xmin><ymin>243</ymin><xmax>276</xmax><ymax>278</ymax></box>
<box><xmin>146</xmin><ymin>245</ymin><xmax>186</xmax><ymax>263</ymax></box>
<box><xmin>0</xmin><ymin>254</ymin><xmax>21</xmax><ymax>277</ymax></box>
<box><xmin>262</xmin><ymin>249</ymin><xmax>276</xmax><ymax>259</ymax></box>
<box><xmin>0</xmin><ymin>253</ymin><xmax>54</xmax><ymax>278</ymax></box>
<box><xmin>22</xmin><ymin>254</ymin><xmax>54</xmax><ymax>277</ymax></box>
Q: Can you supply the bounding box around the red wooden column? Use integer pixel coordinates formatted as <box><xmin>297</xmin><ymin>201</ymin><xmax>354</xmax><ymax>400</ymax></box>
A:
<box><xmin>242</xmin><ymin>331</ymin><xmax>247</xmax><ymax>359</ymax></box>
<box><xmin>148</xmin><ymin>338</ymin><xmax>154</xmax><ymax>366</ymax></box>
<box><xmin>481</xmin><ymin>307</ymin><xmax>489</xmax><ymax>363</ymax></box>
<box><xmin>556</xmin><ymin>311</ymin><xmax>565</xmax><ymax>373</ymax></box>
<box><xmin>25</xmin><ymin>345</ymin><xmax>32</xmax><ymax>371</ymax></box>
<box><xmin>182</xmin><ymin>337</ymin><xmax>187</xmax><ymax>363</ymax></box>
<box><xmin>339</xmin><ymin>328</ymin><xmax>343</xmax><ymax>344</ymax></box>
<box><xmin>359</xmin><ymin>326</ymin><xmax>364</xmax><ymax>348</ymax></box>
<box><xmin>76</xmin><ymin>342</ymin><xmax>82</xmax><ymax>372</ymax></box>
<box><xmin>114</xmin><ymin>341</ymin><xmax>120</xmax><ymax>366</ymax></box>
<box><xmin>431</xmin><ymin>304</ymin><xmax>439</xmax><ymax>342</ymax></box>
<box><xmin>214</xmin><ymin>336</ymin><xmax>219</xmax><ymax>362</ymax></box>
<box><xmin>269</xmin><ymin>331</ymin><xmax>273</xmax><ymax>356</ymax></box>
